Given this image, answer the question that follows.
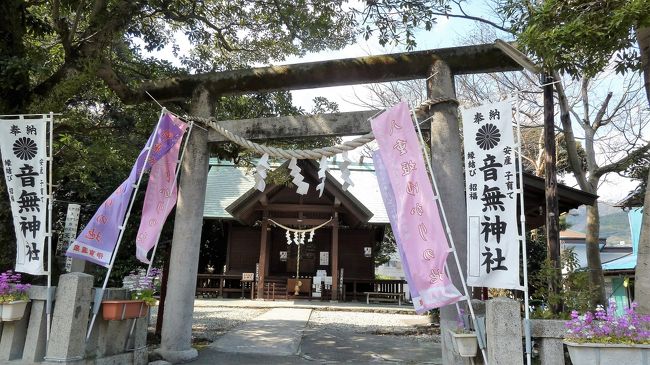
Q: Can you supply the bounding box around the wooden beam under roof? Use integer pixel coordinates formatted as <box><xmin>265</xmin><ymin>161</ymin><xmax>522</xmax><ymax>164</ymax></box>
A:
<box><xmin>268</xmin><ymin>218</ymin><xmax>334</xmax><ymax>227</ymax></box>
<box><xmin>140</xmin><ymin>43</ymin><xmax>522</xmax><ymax>102</ymax></box>
<box><xmin>256</xmin><ymin>204</ymin><xmax>335</xmax><ymax>213</ymax></box>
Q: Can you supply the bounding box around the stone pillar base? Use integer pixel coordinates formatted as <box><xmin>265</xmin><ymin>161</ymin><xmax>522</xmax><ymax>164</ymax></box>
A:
<box><xmin>154</xmin><ymin>348</ymin><xmax>198</xmax><ymax>364</ymax></box>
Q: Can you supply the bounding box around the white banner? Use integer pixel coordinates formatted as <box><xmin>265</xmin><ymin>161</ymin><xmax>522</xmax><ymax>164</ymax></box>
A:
<box><xmin>462</xmin><ymin>101</ymin><xmax>520</xmax><ymax>289</ymax></box>
<box><xmin>0</xmin><ymin>117</ymin><xmax>49</xmax><ymax>275</ymax></box>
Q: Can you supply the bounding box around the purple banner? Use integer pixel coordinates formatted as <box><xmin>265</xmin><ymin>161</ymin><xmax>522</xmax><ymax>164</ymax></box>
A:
<box><xmin>371</xmin><ymin>102</ymin><xmax>462</xmax><ymax>314</ymax></box>
<box><xmin>136</xmin><ymin>119</ymin><xmax>187</xmax><ymax>263</ymax></box>
<box><xmin>66</xmin><ymin>113</ymin><xmax>186</xmax><ymax>267</ymax></box>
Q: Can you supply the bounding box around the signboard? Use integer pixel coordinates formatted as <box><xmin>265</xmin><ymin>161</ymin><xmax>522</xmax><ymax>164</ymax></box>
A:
<box><xmin>461</xmin><ymin>100</ymin><xmax>520</xmax><ymax>289</ymax></box>
<box><xmin>59</xmin><ymin>204</ymin><xmax>81</xmax><ymax>253</ymax></box>
<box><xmin>242</xmin><ymin>272</ymin><xmax>255</xmax><ymax>282</ymax></box>
<box><xmin>0</xmin><ymin>116</ymin><xmax>49</xmax><ymax>275</ymax></box>
<box><xmin>319</xmin><ymin>251</ymin><xmax>329</xmax><ymax>265</ymax></box>
<box><xmin>280</xmin><ymin>251</ymin><xmax>288</xmax><ymax>262</ymax></box>
<box><xmin>60</xmin><ymin>204</ymin><xmax>81</xmax><ymax>272</ymax></box>
<box><xmin>364</xmin><ymin>247</ymin><xmax>372</xmax><ymax>258</ymax></box>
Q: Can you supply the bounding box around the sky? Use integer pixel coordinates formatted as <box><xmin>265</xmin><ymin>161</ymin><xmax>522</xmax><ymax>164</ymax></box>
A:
<box><xmin>281</xmin><ymin>19</ymin><xmax>643</xmax><ymax>203</ymax></box>
<box><xmin>140</xmin><ymin>8</ymin><xmax>644</xmax><ymax>203</ymax></box>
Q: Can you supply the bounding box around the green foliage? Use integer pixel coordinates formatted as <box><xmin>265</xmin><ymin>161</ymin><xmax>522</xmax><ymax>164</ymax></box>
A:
<box><xmin>375</xmin><ymin>227</ymin><xmax>397</xmax><ymax>267</ymax></box>
<box><xmin>523</xmin><ymin>229</ymin><xmax>548</xmax><ymax>298</ymax></box>
<box><xmin>0</xmin><ymin>181</ymin><xmax>17</xmax><ymax>273</ymax></box>
<box><xmin>0</xmin><ymin>0</ymin><xmax>361</xmax><ymax>284</ymax></box>
<box><xmin>626</xmin><ymin>153</ymin><xmax>649</xmax><ymax>198</ymax></box>
<box><xmin>508</xmin><ymin>0</ymin><xmax>650</xmax><ymax>77</ymax></box>
<box><xmin>359</xmin><ymin>0</ymin><xmax>450</xmax><ymax>50</ymax></box>
<box><xmin>131</xmin><ymin>288</ymin><xmax>157</xmax><ymax>306</ymax></box>
<box><xmin>530</xmin><ymin>248</ymin><xmax>595</xmax><ymax>319</ymax></box>
<box><xmin>310</xmin><ymin>97</ymin><xmax>340</xmax><ymax>115</ymax></box>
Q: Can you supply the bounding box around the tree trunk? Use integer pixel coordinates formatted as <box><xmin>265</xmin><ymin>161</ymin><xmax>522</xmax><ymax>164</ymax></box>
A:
<box><xmin>637</xmin><ymin>26</ymin><xmax>650</xmax><ymax>107</ymax></box>
<box><xmin>635</xmin><ymin>174</ymin><xmax>650</xmax><ymax>314</ymax></box>
<box><xmin>0</xmin><ymin>0</ymin><xmax>29</xmax><ymax>113</ymax></box>
<box><xmin>544</xmin><ymin>73</ymin><xmax>562</xmax><ymax>313</ymax></box>
<box><xmin>585</xmin><ymin>201</ymin><xmax>606</xmax><ymax>306</ymax></box>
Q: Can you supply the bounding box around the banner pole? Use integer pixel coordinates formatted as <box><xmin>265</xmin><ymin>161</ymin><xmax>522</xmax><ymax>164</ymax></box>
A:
<box><xmin>86</xmin><ymin>108</ymin><xmax>167</xmax><ymax>341</ymax></box>
<box><xmin>514</xmin><ymin>98</ymin><xmax>532</xmax><ymax>365</ymax></box>
<box><xmin>46</xmin><ymin>112</ymin><xmax>54</xmax><ymax>341</ymax></box>
<box><xmin>146</xmin><ymin>120</ymin><xmax>194</xmax><ymax>276</ymax></box>
<box><xmin>411</xmin><ymin>109</ymin><xmax>489</xmax><ymax>365</ymax></box>
<box><xmin>127</xmin><ymin>118</ymin><xmax>194</xmax><ymax>348</ymax></box>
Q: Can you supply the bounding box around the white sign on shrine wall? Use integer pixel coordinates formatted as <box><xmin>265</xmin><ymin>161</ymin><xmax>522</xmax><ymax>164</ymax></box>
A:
<box><xmin>0</xmin><ymin>118</ymin><xmax>49</xmax><ymax>275</ymax></box>
<box><xmin>462</xmin><ymin>101</ymin><xmax>520</xmax><ymax>289</ymax></box>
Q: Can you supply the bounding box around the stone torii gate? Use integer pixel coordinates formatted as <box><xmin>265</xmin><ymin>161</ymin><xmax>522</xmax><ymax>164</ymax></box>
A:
<box><xmin>137</xmin><ymin>42</ymin><xmax>524</xmax><ymax>363</ymax></box>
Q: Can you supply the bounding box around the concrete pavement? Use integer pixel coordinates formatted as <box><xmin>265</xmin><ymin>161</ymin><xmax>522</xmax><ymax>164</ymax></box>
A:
<box><xmin>210</xmin><ymin>308</ymin><xmax>312</xmax><ymax>356</ymax></box>
<box><xmin>191</xmin><ymin>306</ymin><xmax>442</xmax><ymax>364</ymax></box>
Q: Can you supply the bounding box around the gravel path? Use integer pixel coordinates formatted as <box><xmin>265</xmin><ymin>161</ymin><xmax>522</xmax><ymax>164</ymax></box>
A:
<box><xmin>149</xmin><ymin>305</ymin><xmax>270</xmax><ymax>342</ymax></box>
<box><xmin>149</xmin><ymin>301</ymin><xmax>437</xmax><ymax>343</ymax></box>
<box><xmin>306</xmin><ymin>310</ymin><xmax>438</xmax><ymax>341</ymax></box>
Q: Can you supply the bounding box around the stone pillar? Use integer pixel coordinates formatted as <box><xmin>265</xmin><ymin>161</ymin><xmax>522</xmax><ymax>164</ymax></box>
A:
<box><xmin>468</xmin><ymin>298</ymin><xmax>487</xmax><ymax>364</ymax></box>
<box><xmin>157</xmin><ymin>87</ymin><xmax>213</xmax><ymax>363</ymax></box>
<box><xmin>45</xmin><ymin>272</ymin><xmax>93</xmax><ymax>362</ymax></box>
<box><xmin>530</xmin><ymin>319</ymin><xmax>565</xmax><ymax>365</ymax></box>
<box><xmin>0</xmin><ymin>302</ymin><xmax>31</xmax><ymax>361</ymax></box>
<box><xmin>130</xmin><ymin>314</ymin><xmax>150</xmax><ymax>364</ymax></box>
<box><xmin>426</xmin><ymin>61</ymin><xmax>469</xmax><ymax>365</ymax></box>
<box><xmin>86</xmin><ymin>288</ymin><xmax>129</xmax><ymax>358</ymax></box>
<box><xmin>22</xmin><ymin>286</ymin><xmax>51</xmax><ymax>362</ymax></box>
<box><xmin>486</xmin><ymin>298</ymin><xmax>523</xmax><ymax>365</ymax></box>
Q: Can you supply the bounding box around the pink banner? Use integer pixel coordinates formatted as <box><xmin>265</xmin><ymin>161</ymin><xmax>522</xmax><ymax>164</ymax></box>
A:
<box><xmin>371</xmin><ymin>102</ymin><xmax>462</xmax><ymax>313</ymax></box>
<box><xmin>136</xmin><ymin>121</ymin><xmax>187</xmax><ymax>263</ymax></box>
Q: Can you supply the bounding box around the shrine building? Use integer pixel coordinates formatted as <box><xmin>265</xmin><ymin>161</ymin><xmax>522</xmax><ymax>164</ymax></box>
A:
<box><xmin>196</xmin><ymin>157</ymin><xmax>597</xmax><ymax>301</ymax></box>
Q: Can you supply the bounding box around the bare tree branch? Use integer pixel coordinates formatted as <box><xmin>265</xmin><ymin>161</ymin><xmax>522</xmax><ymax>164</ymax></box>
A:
<box><xmin>447</xmin><ymin>0</ymin><xmax>512</xmax><ymax>33</ymax></box>
<box><xmin>595</xmin><ymin>142</ymin><xmax>650</xmax><ymax>178</ymax></box>
<box><xmin>592</xmin><ymin>92</ymin><xmax>613</xmax><ymax>130</ymax></box>
<box><xmin>554</xmin><ymin>71</ymin><xmax>589</xmax><ymax>190</ymax></box>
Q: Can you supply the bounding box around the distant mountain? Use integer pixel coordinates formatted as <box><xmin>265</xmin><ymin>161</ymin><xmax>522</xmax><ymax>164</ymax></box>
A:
<box><xmin>565</xmin><ymin>202</ymin><xmax>632</xmax><ymax>245</ymax></box>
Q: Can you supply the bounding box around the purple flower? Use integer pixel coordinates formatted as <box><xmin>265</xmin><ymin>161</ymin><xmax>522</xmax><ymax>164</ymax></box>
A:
<box><xmin>0</xmin><ymin>270</ymin><xmax>30</xmax><ymax>303</ymax></box>
<box><xmin>565</xmin><ymin>301</ymin><xmax>650</xmax><ymax>344</ymax></box>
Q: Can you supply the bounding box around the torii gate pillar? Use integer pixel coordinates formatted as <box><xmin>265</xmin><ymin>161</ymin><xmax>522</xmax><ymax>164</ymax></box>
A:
<box><xmin>426</xmin><ymin>61</ymin><xmax>470</xmax><ymax>365</ymax></box>
<box><xmin>156</xmin><ymin>87</ymin><xmax>213</xmax><ymax>363</ymax></box>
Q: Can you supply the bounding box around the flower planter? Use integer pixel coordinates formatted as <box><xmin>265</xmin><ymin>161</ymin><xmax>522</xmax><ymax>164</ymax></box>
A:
<box><xmin>565</xmin><ymin>341</ymin><xmax>650</xmax><ymax>365</ymax></box>
<box><xmin>102</xmin><ymin>300</ymin><xmax>148</xmax><ymax>321</ymax></box>
<box><xmin>451</xmin><ymin>331</ymin><xmax>478</xmax><ymax>357</ymax></box>
<box><xmin>1</xmin><ymin>300</ymin><xmax>29</xmax><ymax>321</ymax></box>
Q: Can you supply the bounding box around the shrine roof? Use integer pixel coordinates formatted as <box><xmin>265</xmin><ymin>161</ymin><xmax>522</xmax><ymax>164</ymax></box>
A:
<box><xmin>204</xmin><ymin>158</ymin><xmax>599</xmax><ymax>230</ymax></box>
<box><xmin>204</xmin><ymin>158</ymin><xmax>389</xmax><ymax>224</ymax></box>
